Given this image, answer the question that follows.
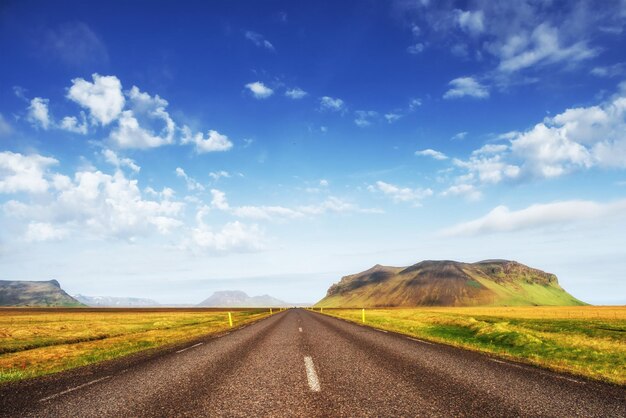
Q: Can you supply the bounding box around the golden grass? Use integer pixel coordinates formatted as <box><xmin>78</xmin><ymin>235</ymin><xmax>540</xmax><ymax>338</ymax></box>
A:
<box><xmin>317</xmin><ymin>306</ymin><xmax>626</xmax><ymax>385</ymax></box>
<box><xmin>0</xmin><ymin>308</ymin><xmax>273</xmax><ymax>383</ymax></box>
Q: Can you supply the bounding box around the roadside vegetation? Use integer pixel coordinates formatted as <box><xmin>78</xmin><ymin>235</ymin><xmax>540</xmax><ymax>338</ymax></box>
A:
<box><xmin>0</xmin><ymin>308</ymin><xmax>272</xmax><ymax>383</ymax></box>
<box><xmin>319</xmin><ymin>306</ymin><xmax>626</xmax><ymax>385</ymax></box>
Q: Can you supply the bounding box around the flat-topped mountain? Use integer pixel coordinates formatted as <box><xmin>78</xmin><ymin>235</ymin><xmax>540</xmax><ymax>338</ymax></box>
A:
<box><xmin>198</xmin><ymin>290</ymin><xmax>288</xmax><ymax>307</ymax></box>
<box><xmin>0</xmin><ymin>280</ymin><xmax>83</xmax><ymax>307</ymax></box>
<box><xmin>316</xmin><ymin>260</ymin><xmax>585</xmax><ymax>307</ymax></box>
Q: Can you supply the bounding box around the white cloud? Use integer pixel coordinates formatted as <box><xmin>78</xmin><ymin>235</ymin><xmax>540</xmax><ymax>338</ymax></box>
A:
<box><xmin>368</xmin><ymin>181</ymin><xmax>433</xmax><ymax>206</ymax></box>
<box><xmin>453</xmin><ymin>154</ymin><xmax>520</xmax><ymax>184</ymax></box>
<box><xmin>415</xmin><ymin>149</ymin><xmax>448</xmax><ymax>160</ymax></box>
<box><xmin>233</xmin><ymin>205</ymin><xmax>303</xmax><ymax>220</ymax></box>
<box><xmin>443</xmin><ymin>77</ymin><xmax>489</xmax><ymax>99</ymax></box>
<box><xmin>0</xmin><ymin>151</ymin><xmax>58</xmax><ymax>194</ymax></box>
<box><xmin>466</xmin><ymin>88</ymin><xmax>626</xmax><ymax>181</ymax></box>
<box><xmin>5</xmin><ymin>169</ymin><xmax>184</xmax><ymax>240</ymax></box>
<box><xmin>109</xmin><ymin>110</ymin><xmax>173</xmax><ymax>149</ymax></box>
<box><xmin>27</xmin><ymin>97</ymin><xmax>51</xmax><ymax>129</ymax></box>
<box><xmin>319</xmin><ymin>96</ymin><xmax>345</xmax><ymax>112</ymax></box>
<box><xmin>103</xmin><ymin>149</ymin><xmax>140</xmax><ymax>173</ymax></box>
<box><xmin>67</xmin><ymin>74</ymin><xmax>125</xmax><ymax>125</ymax></box>
<box><xmin>285</xmin><ymin>88</ymin><xmax>308</xmax><ymax>99</ymax></box>
<box><xmin>442</xmin><ymin>199</ymin><xmax>626</xmax><ymax>236</ymax></box>
<box><xmin>245</xmin><ymin>82</ymin><xmax>274</xmax><ymax>99</ymax></box>
<box><xmin>209</xmin><ymin>171</ymin><xmax>231</xmax><ymax>181</ymax></box>
<box><xmin>451</xmin><ymin>131</ymin><xmax>468</xmax><ymax>140</ymax></box>
<box><xmin>60</xmin><ymin>112</ymin><xmax>88</xmax><ymax>134</ymax></box>
<box><xmin>181</xmin><ymin>126</ymin><xmax>233</xmax><ymax>153</ymax></box>
<box><xmin>591</xmin><ymin>63</ymin><xmax>626</xmax><ymax>78</ymax></box>
<box><xmin>319</xmin><ymin>179</ymin><xmax>329</xmax><ymax>187</ymax></box>
<box><xmin>384</xmin><ymin>113</ymin><xmax>402</xmax><ymax>123</ymax></box>
<box><xmin>190</xmin><ymin>220</ymin><xmax>265</xmax><ymax>253</ymax></box>
<box><xmin>497</xmin><ymin>23</ymin><xmax>596</xmax><ymax>73</ymax></box>
<box><xmin>108</xmin><ymin>86</ymin><xmax>176</xmax><ymax>149</ymax></box>
<box><xmin>210</xmin><ymin>189</ymin><xmax>230</xmax><ymax>210</ymax></box>
<box><xmin>354</xmin><ymin>110</ymin><xmax>378</xmax><ymax>127</ymax></box>
<box><xmin>24</xmin><ymin>222</ymin><xmax>69</xmax><ymax>242</ymax></box>
<box><xmin>441</xmin><ymin>184</ymin><xmax>482</xmax><ymax>201</ymax></box>
<box><xmin>244</xmin><ymin>31</ymin><xmax>275</xmax><ymax>51</ymax></box>
<box><xmin>175</xmin><ymin>167</ymin><xmax>204</xmax><ymax>191</ymax></box>
<box><xmin>409</xmin><ymin>98</ymin><xmax>422</xmax><ymax>110</ymax></box>
<box><xmin>455</xmin><ymin>10</ymin><xmax>484</xmax><ymax>35</ymax></box>
<box><xmin>407</xmin><ymin>43</ymin><xmax>424</xmax><ymax>54</ymax></box>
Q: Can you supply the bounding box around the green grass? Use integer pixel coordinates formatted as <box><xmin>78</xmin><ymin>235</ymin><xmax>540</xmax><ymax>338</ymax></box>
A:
<box><xmin>318</xmin><ymin>306</ymin><xmax>626</xmax><ymax>385</ymax></box>
<box><xmin>0</xmin><ymin>308</ymin><xmax>275</xmax><ymax>383</ymax></box>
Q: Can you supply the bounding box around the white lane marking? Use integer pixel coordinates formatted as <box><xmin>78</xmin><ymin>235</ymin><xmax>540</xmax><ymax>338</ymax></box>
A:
<box><xmin>304</xmin><ymin>356</ymin><xmax>321</xmax><ymax>392</ymax></box>
<box><xmin>489</xmin><ymin>358</ymin><xmax>585</xmax><ymax>384</ymax></box>
<box><xmin>176</xmin><ymin>342</ymin><xmax>203</xmax><ymax>353</ymax></box>
<box><xmin>40</xmin><ymin>375</ymin><xmax>112</xmax><ymax>402</ymax></box>
<box><xmin>408</xmin><ymin>337</ymin><xmax>434</xmax><ymax>345</ymax></box>
<box><xmin>375</xmin><ymin>329</ymin><xmax>388</xmax><ymax>333</ymax></box>
<box><xmin>299</xmin><ymin>327</ymin><xmax>303</xmax><ymax>332</ymax></box>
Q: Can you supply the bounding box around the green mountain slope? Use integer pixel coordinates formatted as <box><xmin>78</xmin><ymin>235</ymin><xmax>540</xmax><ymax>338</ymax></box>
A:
<box><xmin>316</xmin><ymin>260</ymin><xmax>586</xmax><ymax>307</ymax></box>
<box><xmin>0</xmin><ymin>280</ymin><xmax>83</xmax><ymax>307</ymax></box>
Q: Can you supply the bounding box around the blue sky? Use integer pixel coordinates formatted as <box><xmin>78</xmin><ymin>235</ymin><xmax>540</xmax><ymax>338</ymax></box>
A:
<box><xmin>1</xmin><ymin>0</ymin><xmax>625</xmax><ymax>304</ymax></box>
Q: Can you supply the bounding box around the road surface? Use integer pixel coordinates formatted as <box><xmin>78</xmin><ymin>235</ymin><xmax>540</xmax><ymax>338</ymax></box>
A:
<box><xmin>0</xmin><ymin>309</ymin><xmax>624</xmax><ymax>417</ymax></box>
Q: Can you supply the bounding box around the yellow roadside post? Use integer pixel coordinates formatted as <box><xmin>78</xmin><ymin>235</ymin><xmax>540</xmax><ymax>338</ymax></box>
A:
<box><xmin>362</xmin><ymin>308</ymin><xmax>365</xmax><ymax>323</ymax></box>
<box><xmin>228</xmin><ymin>312</ymin><xmax>233</xmax><ymax>327</ymax></box>
<box><xmin>320</xmin><ymin>307</ymin><xmax>323</xmax><ymax>313</ymax></box>
<box><xmin>270</xmin><ymin>308</ymin><xmax>273</xmax><ymax>314</ymax></box>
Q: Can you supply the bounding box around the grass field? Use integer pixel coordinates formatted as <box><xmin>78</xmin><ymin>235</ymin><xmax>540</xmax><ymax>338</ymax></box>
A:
<box><xmin>318</xmin><ymin>306</ymin><xmax>626</xmax><ymax>385</ymax></box>
<box><xmin>0</xmin><ymin>308</ymin><xmax>273</xmax><ymax>383</ymax></box>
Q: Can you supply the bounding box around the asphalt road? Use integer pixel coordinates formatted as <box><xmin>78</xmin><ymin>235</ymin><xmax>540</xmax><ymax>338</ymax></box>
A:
<box><xmin>0</xmin><ymin>309</ymin><xmax>624</xmax><ymax>417</ymax></box>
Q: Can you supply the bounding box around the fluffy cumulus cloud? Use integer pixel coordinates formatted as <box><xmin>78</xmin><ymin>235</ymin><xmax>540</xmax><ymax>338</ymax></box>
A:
<box><xmin>0</xmin><ymin>151</ymin><xmax>58</xmax><ymax>194</ymax></box>
<box><xmin>3</xmin><ymin>165</ymin><xmax>184</xmax><ymax>241</ymax></box>
<box><xmin>443</xmin><ymin>77</ymin><xmax>489</xmax><ymax>99</ymax></box>
<box><xmin>416</xmin><ymin>149</ymin><xmax>448</xmax><ymax>160</ymax></box>
<box><xmin>109</xmin><ymin>86</ymin><xmax>176</xmax><ymax>149</ymax></box>
<box><xmin>285</xmin><ymin>88</ymin><xmax>308</xmax><ymax>99</ymax></box>
<box><xmin>175</xmin><ymin>167</ymin><xmax>204</xmax><ymax>191</ymax></box>
<box><xmin>102</xmin><ymin>149</ymin><xmax>140</xmax><ymax>173</ymax></box>
<box><xmin>188</xmin><ymin>205</ymin><xmax>265</xmax><ymax>252</ymax></box>
<box><xmin>181</xmin><ymin>126</ymin><xmax>233</xmax><ymax>153</ymax></box>
<box><xmin>244</xmin><ymin>31</ymin><xmax>275</xmax><ymax>51</ymax></box>
<box><xmin>456</xmin><ymin>87</ymin><xmax>626</xmax><ymax>185</ymax></box>
<box><xmin>245</xmin><ymin>81</ymin><xmax>274</xmax><ymax>99</ymax></box>
<box><xmin>319</xmin><ymin>96</ymin><xmax>345</xmax><ymax>112</ymax></box>
<box><xmin>27</xmin><ymin>97</ymin><xmax>51</xmax><ymax>129</ymax></box>
<box><xmin>368</xmin><ymin>181</ymin><xmax>433</xmax><ymax>206</ymax></box>
<box><xmin>67</xmin><ymin>74</ymin><xmax>125</xmax><ymax>125</ymax></box>
<box><xmin>442</xmin><ymin>199</ymin><xmax>626</xmax><ymax>236</ymax></box>
<box><xmin>59</xmin><ymin>112</ymin><xmax>88</xmax><ymax>134</ymax></box>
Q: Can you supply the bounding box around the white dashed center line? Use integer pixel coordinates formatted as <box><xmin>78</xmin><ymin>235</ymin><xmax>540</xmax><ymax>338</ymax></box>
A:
<box><xmin>176</xmin><ymin>342</ymin><xmax>203</xmax><ymax>353</ymax></box>
<box><xmin>304</xmin><ymin>356</ymin><xmax>321</xmax><ymax>392</ymax></box>
<box><xmin>40</xmin><ymin>375</ymin><xmax>112</xmax><ymax>402</ymax></box>
<box><xmin>299</xmin><ymin>327</ymin><xmax>303</xmax><ymax>332</ymax></box>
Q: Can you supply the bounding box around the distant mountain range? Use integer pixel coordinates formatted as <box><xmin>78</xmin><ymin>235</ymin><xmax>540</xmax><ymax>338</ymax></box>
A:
<box><xmin>315</xmin><ymin>260</ymin><xmax>586</xmax><ymax>307</ymax></box>
<box><xmin>198</xmin><ymin>290</ymin><xmax>289</xmax><ymax>307</ymax></box>
<box><xmin>73</xmin><ymin>295</ymin><xmax>161</xmax><ymax>307</ymax></box>
<box><xmin>0</xmin><ymin>280</ymin><xmax>83</xmax><ymax>307</ymax></box>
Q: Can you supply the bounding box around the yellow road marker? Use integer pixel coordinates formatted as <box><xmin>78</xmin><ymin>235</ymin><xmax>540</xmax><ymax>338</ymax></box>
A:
<box><xmin>228</xmin><ymin>312</ymin><xmax>233</xmax><ymax>327</ymax></box>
